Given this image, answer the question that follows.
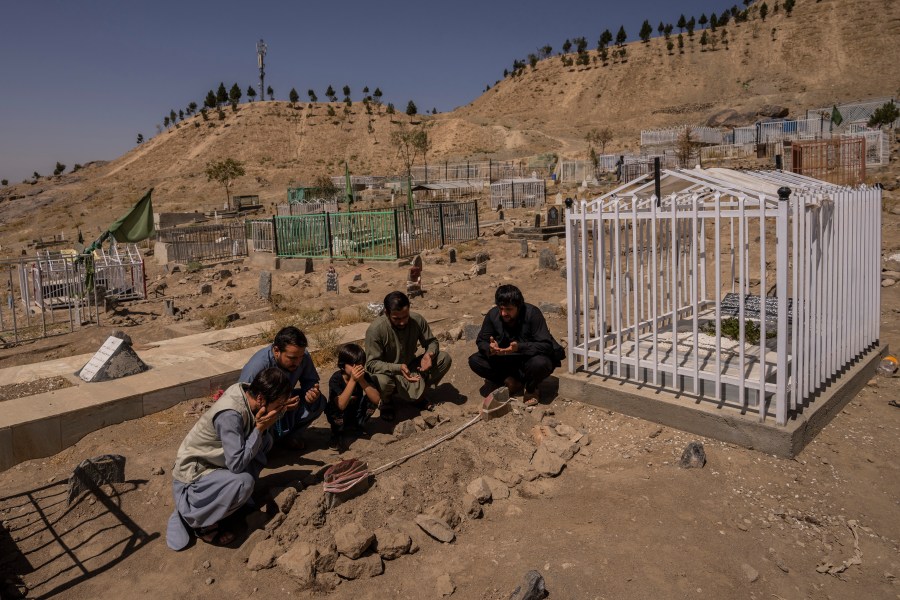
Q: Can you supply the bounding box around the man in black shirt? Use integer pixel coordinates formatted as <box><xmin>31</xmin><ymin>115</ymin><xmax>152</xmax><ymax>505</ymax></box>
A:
<box><xmin>468</xmin><ymin>284</ymin><xmax>564</xmax><ymax>405</ymax></box>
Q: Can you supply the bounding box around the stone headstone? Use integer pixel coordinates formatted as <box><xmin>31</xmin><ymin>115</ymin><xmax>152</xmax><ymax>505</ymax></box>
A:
<box><xmin>67</xmin><ymin>454</ymin><xmax>126</xmax><ymax>504</ymax></box>
<box><xmin>348</xmin><ymin>282</ymin><xmax>369</xmax><ymax>293</ymax></box>
<box><xmin>200</xmin><ymin>283</ymin><xmax>213</xmax><ymax>295</ymax></box>
<box><xmin>259</xmin><ymin>271</ymin><xmax>272</xmax><ymax>300</ymax></box>
<box><xmin>407</xmin><ymin>265</ymin><xmax>423</xmax><ymax>298</ymax></box>
<box><xmin>304</xmin><ymin>258</ymin><xmax>314</xmax><ymax>274</ymax></box>
<box><xmin>519</xmin><ymin>239</ymin><xmax>529</xmax><ymax>258</ymax></box>
<box><xmin>78</xmin><ymin>335</ymin><xmax>148</xmax><ymax>382</ymax></box>
<box><xmin>547</xmin><ymin>206</ymin><xmax>560</xmax><ymax>227</ymax></box>
<box><xmin>538</xmin><ymin>249</ymin><xmax>558</xmax><ymax>271</ymax></box>
<box><xmin>472</xmin><ymin>263</ymin><xmax>486</xmax><ymax>276</ymax></box>
<box><xmin>448</xmin><ymin>248</ymin><xmax>457</xmax><ymax>264</ymax></box>
<box><xmin>534</xmin><ymin>214</ymin><xmax>542</xmax><ymax>229</ymax></box>
<box><xmin>326</xmin><ymin>268</ymin><xmax>339</xmax><ymax>293</ymax></box>
<box><xmin>475</xmin><ymin>252</ymin><xmax>488</xmax><ymax>265</ymax></box>
<box><xmin>498</xmin><ymin>210</ymin><xmax>504</xmax><ymax>221</ymax></box>
<box><xmin>164</xmin><ymin>299</ymin><xmax>177</xmax><ymax>317</ymax></box>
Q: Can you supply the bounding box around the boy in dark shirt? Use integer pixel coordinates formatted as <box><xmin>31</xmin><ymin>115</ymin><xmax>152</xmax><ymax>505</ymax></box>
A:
<box><xmin>468</xmin><ymin>284</ymin><xmax>565</xmax><ymax>406</ymax></box>
<box><xmin>326</xmin><ymin>343</ymin><xmax>381</xmax><ymax>449</ymax></box>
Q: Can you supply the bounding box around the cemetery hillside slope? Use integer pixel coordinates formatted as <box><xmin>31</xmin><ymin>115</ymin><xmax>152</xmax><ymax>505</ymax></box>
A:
<box><xmin>0</xmin><ymin>0</ymin><xmax>898</xmax><ymax>255</ymax></box>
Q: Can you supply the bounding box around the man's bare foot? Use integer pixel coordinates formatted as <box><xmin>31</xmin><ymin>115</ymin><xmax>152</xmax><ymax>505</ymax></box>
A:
<box><xmin>523</xmin><ymin>390</ymin><xmax>540</xmax><ymax>407</ymax></box>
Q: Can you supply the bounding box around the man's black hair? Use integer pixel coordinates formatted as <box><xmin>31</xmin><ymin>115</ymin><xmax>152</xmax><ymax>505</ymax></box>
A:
<box><xmin>383</xmin><ymin>291</ymin><xmax>410</xmax><ymax>314</ymax></box>
<box><xmin>495</xmin><ymin>284</ymin><xmax>525</xmax><ymax>309</ymax></box>
<box><xmin>273</xmin><ymin>326</ymin><xmax>308</xmax><ymax>351</ymax></box>
<box><xmin>337</xmin><ymin>343</ymin><xmax>366</xmax><ymax>369</ymax></box>
<box><xmin>247</xmin><ymin>367</ymin><xmax>292</xmax><ymax>406</ymax></box>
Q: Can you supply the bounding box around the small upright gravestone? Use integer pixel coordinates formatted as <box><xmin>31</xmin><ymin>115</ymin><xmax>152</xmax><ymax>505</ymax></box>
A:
<box><xmin>304</xmin><ymin>258</ymin><xmax>314</xmax><ymax>274</ymax></box>
<box><xmin>498</xmin><ymin>210</ymin><xmax>504</xmax><ymax>221</ymax></box>
<box><xmin>519</xmin><ymin>239</ymin><xmax>529</xmax><ymax>258</ymax></box>
<box><xmin>547</xmin><ymin>206</ymin><xmax>560</xmax><ymax>227</ymax></box>
<box><xmin>326</xmin><ymin>266</ymin><xmax>339</xmax><ymax>293</ymax></box>
<box><xmin>538</xmin><ymin>249</ymin><xmax>558</xmax><ymax>271</ymax></box>
<box><xmin>259</xmin><ymin>271</ymin><xmax>272</xmax><ymax>300</ymax></box>
<box><xmin>448</xmin><ymin>248</ymin><xmax>457</xmax><ymax>264</ymax></box>
<box><xmin>534</xmin><ymin>214</ymin><xmax>542</xmax><ymax>229</ymax></box>
<box><xmin>78</xmin><ymin>335</ymin><xmax>148</xmax><ymax>382</ymax></box>
<box><xmin>407</xmin><ymin>255</ymin><xmax>423</xmax><ymax>298</ymax></box>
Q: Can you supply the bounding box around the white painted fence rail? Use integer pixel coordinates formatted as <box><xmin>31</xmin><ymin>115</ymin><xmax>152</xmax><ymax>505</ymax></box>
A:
<box><xmin>565</xmin><ymin>169</ymin><xmax>881</xmax><ymax>425</ymax></box>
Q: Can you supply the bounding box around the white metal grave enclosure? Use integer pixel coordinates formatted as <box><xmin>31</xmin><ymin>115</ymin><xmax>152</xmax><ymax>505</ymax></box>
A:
<box><xmin>565</xmin><ymin>168</ymin><xmax>881</xmax><ymax>425</ymax></box>
<box><xmin>490</xmin><ymin>178</ymin><xmax>546</xmax><ymax>209</ymax></box>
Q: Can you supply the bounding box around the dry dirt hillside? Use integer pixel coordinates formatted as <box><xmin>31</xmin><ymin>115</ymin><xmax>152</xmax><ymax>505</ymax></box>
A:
<box><xmin>0</xmin><ymin>0</ymin><xmax>898</xmax><ymax>257</ymax></box>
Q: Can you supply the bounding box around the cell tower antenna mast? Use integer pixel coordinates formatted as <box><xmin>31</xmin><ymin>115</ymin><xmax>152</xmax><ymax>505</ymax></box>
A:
<box><xmin>257</xmin><ymin>39</ymin><xmax>268</xmax><ymax>100</ymax></box>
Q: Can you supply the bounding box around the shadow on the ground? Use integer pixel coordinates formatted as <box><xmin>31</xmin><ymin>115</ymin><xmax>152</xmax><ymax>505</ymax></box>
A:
<box><xmin>0</xmin><ymin>478</ymin><xmax>157</xmax><ymax>599</ymax></box>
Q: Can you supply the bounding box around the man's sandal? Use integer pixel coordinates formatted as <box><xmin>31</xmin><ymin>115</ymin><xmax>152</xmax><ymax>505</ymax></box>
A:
<box><xmin>523</xmin><ymin>391</ymin><xmax>540</xmax><ymax>407</ymax></box>
<box><xmin>197</xmin><ymin>525</ymin><xmax>236</xmax><ymax>546</ymax></box>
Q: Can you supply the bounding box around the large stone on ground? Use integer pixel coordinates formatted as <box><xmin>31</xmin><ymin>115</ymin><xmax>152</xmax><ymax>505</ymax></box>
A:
<box><xmin>540</xmin><ymin>433</ymin><xmax>581</xmax><ymax>461</ymax></box>
<box><xmin>374</xmin><ymin>528</ymin><xmax>412</xmax><ymax>560</ymax></box>
<box><xmin>271</xmin><ymin>486</ymin><xmax>299</xmax><ymax>514</ymax></box>
<box><xmin>679</xmin><ymin>441</ymin><xmax>707</xmax><ymax>469</ymax></box>
<box><xmin>334</xmin><ymin>523</ymin><xmax>375</xmax><ymax>559</ymax></box>
<box><xmin>530</xmin><ymin>447</ymin><xmax>565</xmax><ymax>478</ymax></box>
<box><xmin>334</xmin><ymin>552</ymin><xmax>384</xmax><ymax>579</ymax></box>
<box><xmin>509</xmin><ymin>570</ymin><xmax>548</xmax><ymax>600</ymax></box>
<box><xmin>538</xmin><ymin>249</ymin><xmax>558</xmax><ymax>271</ymax></box>
<box><xmin>482</xmin><ymin>476</ymin><xmax>510</xmax><ymax>500</ymax></box>
<box><xmin>259</xmin><ymin>271</ymin><xmax>272</xmax><ymax>300</ymax></box>
<box><xmin>247</xmin><ymin>538</ymin><xmax>281</xmax><ymax>571</ymax></box>
<box><xmin>466</xmin><ymin>477</ymin><xmax>493</xmax><ymax>504</ymax></box>
<box><xmin>426</xmin><ymin>499</ymin><xmax>461</xmax><ymax>529</ymax></box>
<box><xmin>437</xmin><ymin>573</ymin><xmax>456</xmax><ymax>596</ymax></box>
<box><xmin>462</xmin><ymin>494</ymin><xmax>483</xmax><ymax>519</ymax></box>
<box><xmin>315</xmin><ymin>541</ymin><xmax>338</xmax><ymax>572</ymax></box>
<box><xmin>276</xmin><ymin>542</ymin><xmax>317</xmax><ymax>585</ymax></box>
<box><xmin>425</xmin><ymin>499</ymin><xmax>462</xmax><ymax>528</ymax></box>
<box><xmin>393</xmin><ymin>420</ymin><xmax>418</xmax><ymax>439</ymax></box>
<box><xmin>415</xmin><ymin>514</ymin><xmax>456</xmax><ymax>543</ymax></box>
<box><xmin>67</xmin><ymin>454</ymin><xmax>126</xmax><ymax>504</ymax></box>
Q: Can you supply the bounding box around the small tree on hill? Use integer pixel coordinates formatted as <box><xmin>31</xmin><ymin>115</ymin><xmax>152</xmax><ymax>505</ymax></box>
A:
<box><xmin>710</xmin><ymin>13</ymin><xmax>718</xmax><ymax>30</ymax></box>
<box><xmin>267</xmin><ymin>86</ymin><xmax>274</xmax><ymax>101</ymax></box>
<box><xmin>658</xmin><ymin>22</ymin><xmax>665</xmax><ymax>37</ymax></box>
<box><xmin>406</xmin><ymin>100</ymin><xmax>417</xmax><ymax>116</ymax></box>
<box><xmin>326</xmin><ymin>85</ymin><xmax>336</xmax><ymax>102</ymax></box>
<box><xmin>687</xmin><ymin>17</ymin><xmax>696</xmax><ymax>36</ymax></box>
<box><xmin>784</xmin><ymin>0</ymin><xmax>795</xmax><ymax>15</ymax></box>
<box><xmin>677</xmin><ymin>14</ymin><xmax>686</xmax><ymax>32</ymax></box>
<box><xmin>163</xmin><ymin>116</ymin><xmax>170</xmax><ymax>128</ymax></box>
<box><xmin>574</xmin><ymin>36</ymin><xmax>587</xmax><ymax>53</ymax></box>
<box><xmin>868</xmin><ymin>101</ymin><xmax>900</xmax><ymax>128</ymax></box>
<box><xmin>229</xmin><ymin>83</ymin><xmax>242</xmax><ymax>105</ymax></box>
<box><xmin>136</xmin><ymin>133</ymin><xmax>144</xmax><ymax>144</ymax></box>
<box><xmin>664</xmin><ymin>23</ymin><xmax>673</xmax><ymax>38</ymax></box>
<box><xmin>666</xmin><ymin>39</ymin><xmax>675</xmax><ymax>54</ymax></box>
<box><xmin>373</xmin><ymin>88</ymin><xmax>383</xmax><ymax>105</ymax></box>
<box><xmin>205</xmin><ymin>90</ymin><xmax>217</xmax><ymax>109</ymax></box>
<box><xmin>205</xmin><ymin>158</ymin><xmax>245</xmax><ymax>210</ymax></box>
<box><xmin>53</xmin><ymin>162</ymin><xmax>66</xmax><ymax>176</ymax></box>
<box><xmin>562</xmin><ymin>39</ymin><xmax>572</xmax><ymax>54</ymax></box>
<box><xmin>640</xmin><ymin>20</ymin><xmax>653</xmax><ymax>43</ymax></box>
<box><xmin>700</xmin><ymin>30</ymin><xmax>709</xmax><ymax>49</ymax></box>
<box><xmin>678</xmin><ymin>33</ymin><xmax>685</xmax><ymax>53</ymax></box>
<box><xmin>216</xmin><ymin>82</ymin><xmax>228</xmax><ymax>106</ymax></box>
<box><xmin>188</xmin><ymin>101</ymin><xmax>198</xmax><ymax>114</ymax></box>
<box><xmin>599</xmin><ymin>29</ymin><xmax>613</xmax><ymax>47</ymax></box>
<box><xmin>170</xmin><ymin>109</ymin><xmax>177</xmax><ymax>124</ymax></box>
<box><xmin>529</xmin><ymin>53</ymin><xmax>538</xmax><ymax>68</ymax></box>
<box><xmin>616</xmin><ymin>26</ymin><xmax>627</xmax><ymax>46</ymax></box>
<box><xmin>760</xmin><ymin>2</ymin><xmax>769</xmax><ymax>20</ymax></box>
<box><xmin>1</xmin><ymin>180</ymin><xmax>7</xmax><ymax>186</ymax></box>
<box><xmin>386</xmin><ymin>103</ymin><xmax>395</xmax><ymax>115</ymax></box>
<box><xmin>308</xmin><ymin>89</ymin><xmax>317</xmax><ymax>102</ymax></box>
<box><xmin>178</xmin><ymin>109</ymin><xmax>184</xmax><ymax>121</ymax></box>
<box><xmin>289</xmin><ymin>88</ymin><xmax>300</xmax><ymax>105</ymax></box>
<box><xmin>247</xmin><ymin>86</ymin><xmax>257</xmax><ymax>101</ymax></box>
<box><xmin>342</xmin><ymin>85</ymin><xmax>351</xmax><ymax>98</ymax></box>
<box><xmin>699</xmin><ymin>13</ymin><xmax>708</xmax><ymax>28</ymax></box>
<box><xmin>33</xmin><ymin>172</ymin><xmax>41</xmax><ymax>181</ymax></box>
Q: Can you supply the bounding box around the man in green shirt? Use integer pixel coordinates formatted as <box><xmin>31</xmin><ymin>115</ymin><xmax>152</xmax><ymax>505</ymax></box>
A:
<box><xmin>364</xmin><ymin>291</ymin><xmax>452</xmax><ymax>421</ymax></box>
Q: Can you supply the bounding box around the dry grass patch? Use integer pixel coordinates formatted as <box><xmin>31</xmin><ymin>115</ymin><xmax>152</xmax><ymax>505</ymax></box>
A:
<box><xmin>200</xmin><ymin>303</ymin><xmax>239</xmax><ymax>330</ymax></box>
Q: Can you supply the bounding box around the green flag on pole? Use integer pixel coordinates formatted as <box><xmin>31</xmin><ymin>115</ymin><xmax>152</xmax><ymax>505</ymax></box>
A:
<box><xmin>108</xmin><ymin>188</ymin><xmax>155</xmax><ymax>243</ymax></box>
<box><xmin>831</xmin><ymin>105</ymin><xmax>843</xmax><ymax>127</ymax></box>
<box><xmin>344</xmin><ymin>162</ymin><xmax>353</xmax><ymax>208</ymax></box>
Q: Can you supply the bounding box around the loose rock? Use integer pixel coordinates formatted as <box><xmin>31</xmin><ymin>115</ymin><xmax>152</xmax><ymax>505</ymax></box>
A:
<box><xmin>462</xmin><ymin>493</ymin><xmax>483</xmax><ymax>519</ymax></box>
<box><xmin>436</xmin><ymin>573</ymin><xmax>456</xmax><ymax>596</ymax></box>
<box><xmin>427</xmin><ymin>499</ymin><xmax>462</xmax><ymax>528</ymax></box>
<box><xmin>741</xmin><ymin>563</ymin><xmax>759</xmax><ymax>583</ymax></box>
<box><xmin>678</xmin><ymin>441</ymin><xmax>707</xmax><ymax>469</ymax></box>
<box><xmin>531</xmin><ymin>447</ymin><xmax>566</xmax><ymax>477</ymax></box>
<box><xmin>272</xmin><ymin>486</ymin><xmax>299</xmax><ymax>514</ymax></box>
<box><xmin>466</xmin><ymin>477</ymin><xmax>493</xmax><ymax>504</ymax></box>
<box><xmin>509</xmin><ymin>570</ymin><xmax>548</xmax><ymax>600</ymax></box>
<box><xmin>334</xmin><ymin>553</ymin><xmax>383</xmax><ymax>579</ymax></box>
<box><xmin>334</xmin><ymin>523</ymin><xmax>375</xmax><ymax>559</ymax></box>
<box><xmin>374</xmin><ymin>528</ymin><xmax>412</xmax><ymax>560</ymax></box>
<box><xmin>393</xmin><ymin>420</ymin><xmax>418</xmax><ymax>439</ymax></box>
<box><xmin>415</xmin><ymin>514</ymin><xmax>456</xmax><ymax>543</ymax></box>
<box><xmin>315</xmin><ymin>541</ymin><xmax>338</xmax><ymax>572</ymax></box>
<box><xmin>276</xmin><ymin>542</ymin><xmax>317</xmax><ymax>586</ymax></box>
<box><xmin>247</xmin><ymin>538</ymin><xmax>281</xmax><ymax>571</ymax></box>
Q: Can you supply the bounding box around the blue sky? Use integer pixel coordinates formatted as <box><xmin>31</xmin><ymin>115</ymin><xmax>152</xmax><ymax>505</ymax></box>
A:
<box><xmin>0</xmin><ymin>0</ymin><xmax>734</xmax><ymax>184</ymax></box>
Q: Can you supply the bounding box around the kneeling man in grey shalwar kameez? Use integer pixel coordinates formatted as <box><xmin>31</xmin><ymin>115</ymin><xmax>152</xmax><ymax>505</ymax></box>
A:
<box><xmin>166</xmin><ymin>367</ymin><xmax>291</xmax><ymax>550</ymax></box>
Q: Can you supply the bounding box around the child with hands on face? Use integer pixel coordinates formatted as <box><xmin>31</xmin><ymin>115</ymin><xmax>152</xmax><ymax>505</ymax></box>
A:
<box><xmin>325</xmin><ymin>343</ymin><xmax>381</xmax><ymax>449</ymax></box>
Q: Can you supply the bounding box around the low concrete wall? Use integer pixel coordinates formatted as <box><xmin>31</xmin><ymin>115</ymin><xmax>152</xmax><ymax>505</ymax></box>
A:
<box><xmin>557</xmin><ymin>345</ymin><xmax>885</xmax><ymax>458</ymax></box>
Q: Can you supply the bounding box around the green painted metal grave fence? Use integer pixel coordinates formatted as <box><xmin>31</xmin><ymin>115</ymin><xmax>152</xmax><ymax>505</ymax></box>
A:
<box><xmin>273</xmin><ymin>201</ymin><xmax>479</xmax><ymax>260</ymax></box>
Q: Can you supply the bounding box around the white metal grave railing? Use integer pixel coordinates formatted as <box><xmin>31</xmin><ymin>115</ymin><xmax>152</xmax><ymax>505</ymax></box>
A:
<box><xmin>700</xmin><ymin>143</ymin><xmax>758</xmax><ymax>161</ymax></box>
<box><xmin>490</xmin><ymin>179</ymin><xmax>546</xmax><ymax>209</ymax></box>
<box><xmin>808</xmin><ymin>97</ymin><xmax>899</xmax><ymax>128</ymax></box>
<box><xmin>565</xmin><ymin>175</ymin><xmax>880</xmax><ymax>425</ymax></box>
<box><xmin>247</xmin><ymin>219</ymin><xmax>275</xmax><ymax>252</ymax></box>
